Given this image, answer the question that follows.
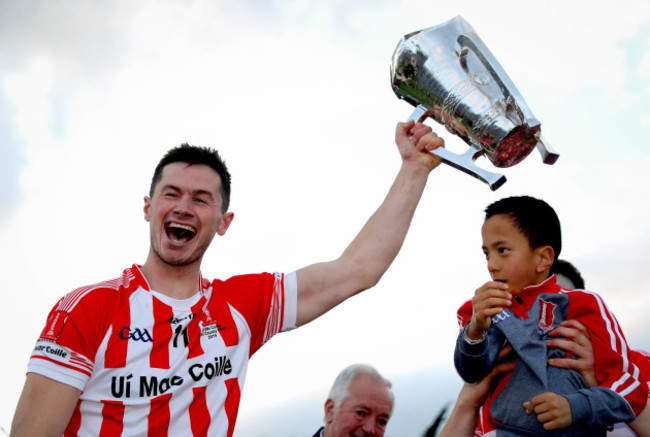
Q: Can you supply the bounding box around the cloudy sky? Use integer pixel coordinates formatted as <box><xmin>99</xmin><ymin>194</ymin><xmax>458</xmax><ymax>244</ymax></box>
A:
<box><xmin>1</xmin><ymin>0</ymin><xmax>649</xmax><ymax>435</ymax></box>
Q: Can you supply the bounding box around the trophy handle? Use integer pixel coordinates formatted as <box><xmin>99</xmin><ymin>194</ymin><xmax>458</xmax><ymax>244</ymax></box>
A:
<box><xmin>456</xmin><ymin>33</ymin><xmax>560</xmax><ymax>167</ymax></box>
<box><xmin>536</xmin><ymin>135</ymin><xmax>560</xmax><ymax>165</ymax></box>
<box><xmin>408</xmin><ymin>104</ymin><xmax>507</xmax><ymax>191</ymax></box>
<box><xmin>455</xmin><ymin>34</ymin><xmax>538</xmax><ymax>128</ymax></box>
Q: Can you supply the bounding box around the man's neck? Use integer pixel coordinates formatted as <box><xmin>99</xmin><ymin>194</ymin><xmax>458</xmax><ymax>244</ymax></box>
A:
<box><xmin>141</xmin><ymin>256</ymin><xmax>202</xmax><ymax>300</ymax></box>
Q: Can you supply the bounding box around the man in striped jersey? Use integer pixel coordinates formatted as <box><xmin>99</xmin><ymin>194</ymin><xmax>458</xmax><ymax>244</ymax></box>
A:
<box><xmin>11</xmin><ymin>120</ymin><xmax>444</xmax><ymax>437</ymax></box>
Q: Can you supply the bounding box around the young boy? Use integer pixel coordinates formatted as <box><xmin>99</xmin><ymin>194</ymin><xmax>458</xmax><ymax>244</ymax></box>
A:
<box><xmin>454</xmin><ymin>196</ymin><xmax>648</xmax><ymax>436</ymax></box>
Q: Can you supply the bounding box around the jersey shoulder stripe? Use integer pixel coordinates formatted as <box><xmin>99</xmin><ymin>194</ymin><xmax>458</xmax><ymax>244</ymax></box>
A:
<box><xmin>55</xmin><ymin>269</ymin><xmax>138</xmax><ymax>313</ymax></box>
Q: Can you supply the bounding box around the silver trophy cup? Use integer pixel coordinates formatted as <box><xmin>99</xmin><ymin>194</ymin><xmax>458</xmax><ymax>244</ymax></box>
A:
<box><xmin>390</xmin><ymin>16</ymin><xmax>558</xmax><ymax>190</ymax></box>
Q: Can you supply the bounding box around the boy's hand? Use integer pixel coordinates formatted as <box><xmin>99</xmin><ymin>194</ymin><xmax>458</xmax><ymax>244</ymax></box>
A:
<box><xmin>524</xmin><ymin>392</ymin><xmax>572</xmax><ymax>430</ymax></box>
<box><xmin>468</xmin><ymin>281</ymin><xmax>511</xmax><ymax>340</ymax></box>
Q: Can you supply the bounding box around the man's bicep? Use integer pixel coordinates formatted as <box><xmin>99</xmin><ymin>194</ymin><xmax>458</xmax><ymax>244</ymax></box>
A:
<box><xmin>295</xmin><ymin>262</ymin><xmax>332</xmax><ymax>327</ymax></box>
<box><xmin>11</xmin><ymin>373</ymin><xmax>81</xmax><ymax>437</ymax></box>
<box><xmin>295</xmin><ymin>260</ymin><xmax>361</xmax><ymax>327</ymax></box>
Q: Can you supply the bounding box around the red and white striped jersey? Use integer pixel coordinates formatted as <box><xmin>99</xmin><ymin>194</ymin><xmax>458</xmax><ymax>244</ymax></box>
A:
<box><xmin>28</xmin><ymin>265</ymin><xmax>297</xmax><ymax>437</ymax></box>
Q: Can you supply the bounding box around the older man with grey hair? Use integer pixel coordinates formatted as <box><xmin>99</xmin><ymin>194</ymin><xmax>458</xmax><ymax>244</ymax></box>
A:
<box><xmin>312</xmin><ymin>364</ymin><xmax>394</xmax><ymax>437</ymax></box>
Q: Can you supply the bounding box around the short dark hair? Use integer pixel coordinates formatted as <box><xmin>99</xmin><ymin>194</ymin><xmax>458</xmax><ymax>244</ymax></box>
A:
<box><xmin>484</xmin><ymin>196</ymin><xmax>562</xmax><ymax>265</ymax></box>
<box><xmin>149</xmin><ymin>144</ymin><xmax>232</xmax><ymax>213</ymax></box>
<box><xmin>551</xmin><ymin>259</ymin><xmax>585</xmax><ymax>289</ymax></box>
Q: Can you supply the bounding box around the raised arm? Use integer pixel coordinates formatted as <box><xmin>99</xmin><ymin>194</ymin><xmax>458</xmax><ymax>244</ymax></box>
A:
<box><xmin>11</xmin><ymin>373</ymin><xmax>81</xmax><ymax>437</ymax></box>
<box><xmin>295</xmin><ymin>121</ymin><xmax>443</xmax><ymax>326</ymax></box>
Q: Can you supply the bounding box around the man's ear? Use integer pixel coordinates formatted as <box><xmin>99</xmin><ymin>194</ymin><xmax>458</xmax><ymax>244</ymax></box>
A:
<box><xmin>217</xmin><ymin>212</ymin><xmax>234</xmax><ymax>236</ymax></box>
<box><xmin>535</xmin><ymin>245</ymin><xmax>555</xmax><ymax>274</ymax></box>
<box><xmin>144</xmin><ymin>196</ymin><xmax>152</xmax><ymax>222</ymax></box>
<box><xmin>324</xmin><ymin>399</ymin><xmax>336</xmax><ymax>424</ymax></box>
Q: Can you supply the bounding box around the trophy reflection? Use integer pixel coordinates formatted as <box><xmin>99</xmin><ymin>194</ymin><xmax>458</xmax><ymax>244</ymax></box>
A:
<box><xmin>390</xmin><ymin>16</ymin><xmax>558</xmax><ymax>190</ymax></box>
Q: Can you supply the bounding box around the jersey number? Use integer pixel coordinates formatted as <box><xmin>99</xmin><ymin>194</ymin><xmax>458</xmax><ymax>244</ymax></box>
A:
<box><xmin>173</xmin><ymin>325</ymin><xmax>189</xmax><ymax>348</ymax></box>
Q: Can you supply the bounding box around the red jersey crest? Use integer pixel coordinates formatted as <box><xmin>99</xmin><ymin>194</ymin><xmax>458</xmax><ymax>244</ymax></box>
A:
<box><xmin>41</xmin><ymin>310</ymin><xmax>69</xmax><ymax>340</ymax></box>
<box><xmin>538</xmin><ymin>299</ymin><xmax>556</xmax><ymax>332</ymax></box>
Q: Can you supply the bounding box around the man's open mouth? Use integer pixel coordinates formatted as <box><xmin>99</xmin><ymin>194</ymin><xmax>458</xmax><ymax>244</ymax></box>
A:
<box><xmin>166</xmin><ymin>223</ymin><xmax>197</xmax><ymax>242</ymax></box>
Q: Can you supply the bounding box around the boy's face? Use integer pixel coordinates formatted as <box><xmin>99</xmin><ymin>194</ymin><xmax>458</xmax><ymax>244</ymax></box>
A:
<box><xmin>481</xmin><ymin>213</ymin><xmax>550</xmax><ymax>293</ymax></box>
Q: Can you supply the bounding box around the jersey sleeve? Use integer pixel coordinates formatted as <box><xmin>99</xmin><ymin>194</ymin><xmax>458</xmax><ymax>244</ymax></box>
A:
<box><xmin>29</xmin><ymin>338</ymin><xmax>93</xmax><ymax>390</ymax></box>
<box><xmin>27</xmin><ymin>284</ymin><xmax>117</xmax><ymax>391</ymax></box>
<box><xmin>566</xmin><ymin>290</ymin><xmax>649</xmax><ymax>417</ymax></box>
<box><xmin>457</xmin><ymin>299</ymin><xmax>473</xmax><ymax>330</ymax></box>
<box><xmin>564</xmin><ymin>386</ymin><xmax>637</xmax><ymax>428</ymax></box>
<box><xmin>219</xmin><ymin>272</ymin><xmax>297</xmax><ymax>356</ymax></box>
<box><xmin>454</xmin><ymin>299</ymin><xmax>505</xmax><ymax>384</ymax></box>
<box><xmin>281</xmin><ymin>271</ymin><xmax>298</xmax><ymax>331</ymax></box>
